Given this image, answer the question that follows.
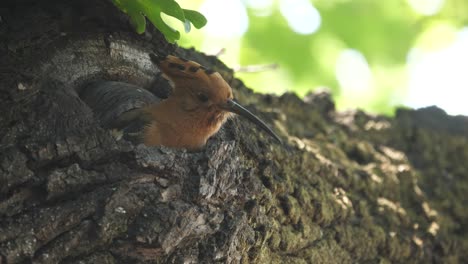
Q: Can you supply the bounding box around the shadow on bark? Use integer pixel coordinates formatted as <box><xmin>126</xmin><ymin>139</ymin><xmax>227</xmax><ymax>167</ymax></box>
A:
<box><xmin>1</xmin><ymin>0</ymin><xmax>467</xmax><ymax>263</ymax></box>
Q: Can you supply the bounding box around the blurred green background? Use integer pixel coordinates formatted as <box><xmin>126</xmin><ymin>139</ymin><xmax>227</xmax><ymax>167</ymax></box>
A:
<box><xmin>168</xmin><ymin>0</ymin><xmax>468</xmax><ymax>116</ymax></box>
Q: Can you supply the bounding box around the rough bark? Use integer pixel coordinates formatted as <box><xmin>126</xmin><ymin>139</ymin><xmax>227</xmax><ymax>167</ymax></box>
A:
<box><xmin>1</xmin><ymin>0</ymin><xmax>467</xmax><ymax>263</ymax></box>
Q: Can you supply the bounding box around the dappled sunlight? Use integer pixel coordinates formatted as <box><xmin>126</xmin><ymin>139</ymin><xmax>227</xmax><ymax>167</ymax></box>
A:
<box><xmin>280</xmin><ymin>112</ymin><xmax>444</xmax><ymax>245</ymax></box>
<box><xmin>428</xmin><ymin>221</ymin><xmax>440</xmax><ymax>236</ymax></box>
<box><xmin>364</xmin><ymin>119</ymin><xmax>391</xmax><ymax>131</ymax></box>
<box><xmin>333</xmin><ymin>187</ymin><xmax>353</xmax><ymax>210</ymax></box>
<box><xmin>377</xmin><ymin>197</ymin><xmax>407</xmax><ymax>216</ymax></box>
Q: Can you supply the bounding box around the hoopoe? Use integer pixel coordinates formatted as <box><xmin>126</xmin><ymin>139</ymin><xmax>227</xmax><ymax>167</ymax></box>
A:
<box><xmin>80</xmin><ymin>54</ymin><xmax>281</xmax><ymax>150</ymax></box>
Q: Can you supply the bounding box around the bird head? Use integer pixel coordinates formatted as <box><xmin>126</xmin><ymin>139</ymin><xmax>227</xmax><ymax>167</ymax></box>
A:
<box><xmin>151</xmin><ymin>54</ymin><xmax>282</xmax><ymax>144</ymax></box>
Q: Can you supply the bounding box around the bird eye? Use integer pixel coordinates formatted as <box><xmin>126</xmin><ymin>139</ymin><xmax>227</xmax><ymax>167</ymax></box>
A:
<box><xmin>197</xmin><ymin>93</ymin><xmax>209</xmax><ymax>102</ymax></box>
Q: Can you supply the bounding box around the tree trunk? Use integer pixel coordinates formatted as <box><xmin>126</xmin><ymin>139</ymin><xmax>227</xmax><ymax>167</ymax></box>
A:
<box><xmin>1</xmin><ymin>0</ymin><xmax>467</xmax><ymax>263</ymax></box>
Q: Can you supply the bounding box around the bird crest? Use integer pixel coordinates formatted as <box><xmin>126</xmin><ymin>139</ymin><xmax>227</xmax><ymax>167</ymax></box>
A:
<box><xmin>150</xmin><ymin>54</ymin><xmax>216</xmax><ymax>81</ymax></box>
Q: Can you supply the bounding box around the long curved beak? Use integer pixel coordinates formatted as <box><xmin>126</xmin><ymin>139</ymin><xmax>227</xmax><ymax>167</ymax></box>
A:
<box><xmin>222</xmin><ymin>99</ymin><xmax>282</xmax><ymax>144</ymax></box>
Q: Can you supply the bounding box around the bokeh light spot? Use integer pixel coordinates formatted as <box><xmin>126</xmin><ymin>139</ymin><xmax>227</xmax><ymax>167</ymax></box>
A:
<box><xmin>407</xmin><ymin>0</ymin><xmax>445</xmax><ymax>16</ymax></box>
<box><xmin>336</xmin><ymin>49</ymin><xmax>373</xmax><ymax>95</ymax></box>
<box><xmin>200</xmin><ymin>0</ymin><xmax>249</xmax><ymax>37</ymax></box>
<box><xmin>405</xmin><ymin>27</ymin><xmax>468</xmax><ymax>115</ymax></box>
<box><xmin>279</xmin><ymin>0</ymin><xmax>321</xmax><ymax>35</ymax></box>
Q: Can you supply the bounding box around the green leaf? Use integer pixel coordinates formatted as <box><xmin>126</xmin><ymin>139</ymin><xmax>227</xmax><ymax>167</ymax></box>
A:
<box><xmin>111</xmin><ymin>0</ymin><xmax>206</xmax><ymax>43</ymax></box>
<box><xmin>125</xmin><ymin>1</ymin><xmax>147</xmax><ymax>34</ymax></box>
<box><xmin>111</xmin><ymin>0</ymin><xmax>124</xmax><ymax>10</ymax></box>
<box><xmin>158</xmin><ymin>0</ymin><xmax>185</xmax><ymax>22</ymax></box>
<box><xmin>146</xmin><ymin>10</ymin><xmax>180</xmax><ymax>43</ymax></box>
<box><xmin>182</xmin><ymin>9</ymin><xmax>207</xmax><ymax>29</ymax></box>
<box><xmin>135</xmin><ymin>0</ymin><xmax>183</xmax><ymax>42</ymax></box>
<box><xmin>127</xmin><ymin>12</ymin><xmax>147</xmax><ymax>34</ymax></box>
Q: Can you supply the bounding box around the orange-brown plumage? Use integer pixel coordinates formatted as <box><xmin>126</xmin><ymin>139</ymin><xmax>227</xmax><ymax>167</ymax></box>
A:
<box><xmin>142</xmin><ymin>55</ymin><xmax>235</xmax><ymax>149</ymax></box>
<box><xmin>81</xmin><ymin>54</ymin><xmax>281</xmax><ymax>150</ymax></box>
